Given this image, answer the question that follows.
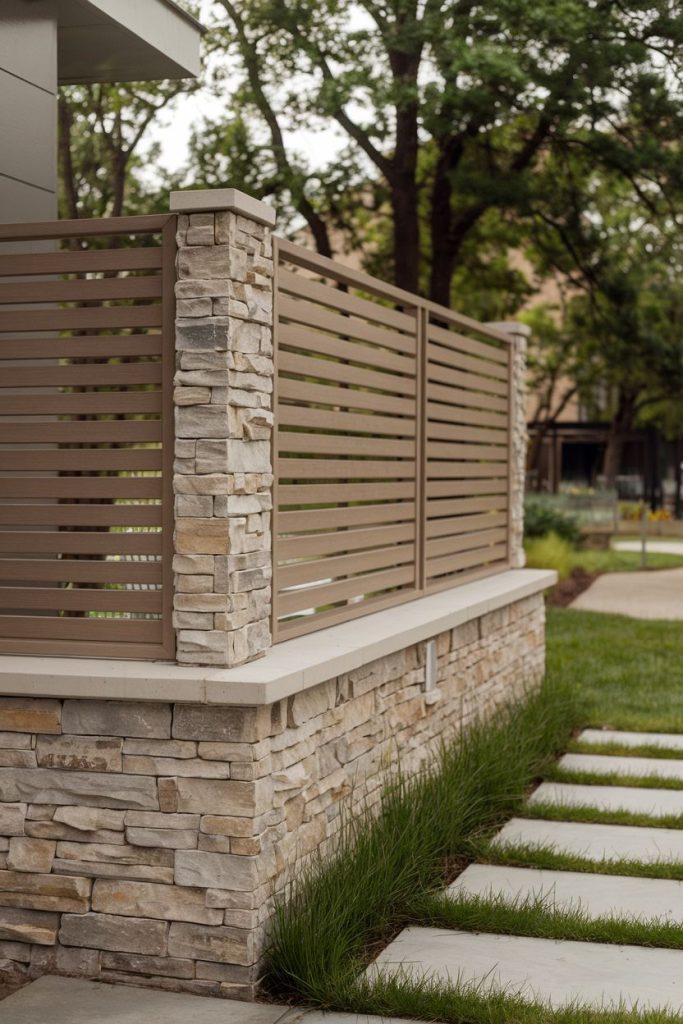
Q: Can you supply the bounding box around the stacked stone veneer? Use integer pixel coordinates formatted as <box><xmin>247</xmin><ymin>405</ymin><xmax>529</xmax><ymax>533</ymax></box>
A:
<box><xmin>0</xmin><ymin>592</ymin><xmax>544</xmax><ymax>999</ymax></box>
<box><xmin>173</xmin><ymin>200</ymin><xmax>274</xmax><ymax>667</ymax></box>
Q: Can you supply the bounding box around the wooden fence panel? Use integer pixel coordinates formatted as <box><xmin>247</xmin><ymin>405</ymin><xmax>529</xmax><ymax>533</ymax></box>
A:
<box><xmin>0</xmin><ymin>215</ymin><xmax>175</xmax><ymax>660</ymax></box>
<box><xmin>272</xmin><ymin>238</ymin><xmax>514</xmax><ymax>640</ymax></box>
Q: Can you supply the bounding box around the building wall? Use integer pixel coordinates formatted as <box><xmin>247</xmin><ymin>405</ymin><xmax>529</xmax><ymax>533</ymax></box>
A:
<box><xmin>0</xmin><ymin>1</ymin><xmax>58</xmax><ymax>222</ymax></box>
<box><xmin>0</xmin><ymin>592</ymin><xmax>545</xmax><ymax>999</ymax></box>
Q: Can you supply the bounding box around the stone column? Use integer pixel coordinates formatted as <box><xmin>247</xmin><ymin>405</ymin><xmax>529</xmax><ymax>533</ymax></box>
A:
<box><xmin>487</xmin><ymin>321</ymin><xmax>530</xmax><ymax>569</ymax></box>
<box><xmin>169</xmin><ymin>189</ymin><xmax>276</xmax><ymax>667</ymax></box>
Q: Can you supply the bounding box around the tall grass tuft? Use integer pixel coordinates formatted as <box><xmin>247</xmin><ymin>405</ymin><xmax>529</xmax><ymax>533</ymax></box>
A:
<box><xmin>264</xmin><ymin>675</ymin><xmax>580</xmax><ymax>1008</ymax></box>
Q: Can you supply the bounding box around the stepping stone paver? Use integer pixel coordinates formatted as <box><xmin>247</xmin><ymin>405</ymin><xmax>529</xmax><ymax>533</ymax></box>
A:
<box><xmin>449</xmin><ymin>862</ymin><xmax>683</xmax><ymax>921</ymax></box>
<box><xmin>579</xmin><ymin>728</ymin><xmax>683</xmax><ymax>751</ymax></box>
<box><xmin>369</xmin><ymin>927</ymin><xmax>683</xmax><ymax>1011</ymax></box>
<box><xmin>559</xmin><ymin>752</ymin><xmax>683</xmax><ymax>780</ymax></box>
<box><xmin>529</xmin><ymin>780</ymin><xmax>683</xmax><ymax>817</ymax></box>
<box><xmin>493</xmin><ymin>817</ymin><xmax>683</xmax><ymax>862</ymax></box>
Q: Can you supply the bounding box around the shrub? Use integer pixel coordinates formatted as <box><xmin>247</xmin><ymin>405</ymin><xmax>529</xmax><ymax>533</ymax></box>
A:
<box><xmin>524</xmin><ymin>497</ymin><xmax>581</xmax><ymax>544</ymax></box>
<box><xmin>524</xmin><ymin>532</ymin><xmax>574</xmax><ymax>580</ymax></box>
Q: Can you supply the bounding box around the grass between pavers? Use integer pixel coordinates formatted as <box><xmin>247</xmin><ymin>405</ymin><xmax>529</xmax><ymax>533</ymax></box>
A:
<box><xmin>478</xmin><ymin>841</ymin><xmax>683</xmax><ymax>881</ymax></box>
<box><xmin>546</xmin><ymin>767</ymin><xmax>683</xmax><ymax>791</ymax></box>
<box><xmin>568</xmin><ymin>741</ymin><xmax>683</xmax><ymax>760</ymax></box>
<box><xmin>525</xmin><ymin>800</ymin><xmax>683</xmax><ymax>831</ymax></box>
<box><xmin>546</xmin><ymin>608</ymin><xmax>683</xmax><ymax>733</ymax></box>
<box><xmin>264</xmin><ymin>676</ymin><xmax>578</xmax><ymax>1008</ymax></box>
<box><xmin>404</xmin><ymin>890</ymin><xmax>683</xmax><ymax>950</ymax></box>
<box><xmin>571</xmin><ymin>549</ymin><xmax>683</xmax><ymax>574</ymax></box>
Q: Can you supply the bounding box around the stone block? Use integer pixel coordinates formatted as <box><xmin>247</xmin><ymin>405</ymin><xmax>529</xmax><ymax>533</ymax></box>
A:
<box><xmin>0</xmin><ymin>939</ymin><xmax>31</xmax><ymax>962</ymax></box>
<box><xmin>6</xmin><ymin>837</ymin><xmax>55</xmax><ymax>873</ymax></box>
<box><xmin>125</xmin><ymin>827</ymin><xmax>197</xmax><ymax>850</ymax></box>
<box><xmin>122</xmin><ymin>756</ymin><xmax>231</xmax><ymax>779</ymax></box>
<box><xmin>172</xmin><ymin>704</ymin><xmax>265</xmax><ymax>743</ymax></box>
<box><xmin>92</xmin><ymin>879</ymin><xmax>223</xmax><ymax>926</ymax></box>
<box><xmin>197</xmin><ymin>834</ymin><xmax>230</xmax><ymax>853</ymax></box>
<box><xmin>0</xmin><ymin>803</ymin><xmax>26</xmax><ymax>836</ymax></box>
<box><xmin>0</xmin><ymin>768</ymin><xmax>158</xmax><ymax>810</ymax></box>
<box><xmin>101</xmin><ymin>951</ymin><xmax>195</xmax><ymax>979</ymax></box>
<box><xmin>173</xmin><ymin>778</ymin><xmax>256</xmax><ymax>817</ymax></box>
<box><xmin>0</xmin><ymin>750</ymin><xmax>36</xmax><ymax>768</ymax></box>
<box><xmin>200</xmin><ymin>815</ymin><xmax>254</xmax><ymax>838</ymax></box>
<box><xmin>25</xmin><ymin>821</ymin><xmax>124</xmax><ymax>845</ymax></box>
<box><xmin>0</xmin><ymin>733</ymin><xmax>31</xmax><ymax>749</ymax></box>
<box><xmin>53</xmin><ymin>860</ymin><xmax>174</xmax><ymax>885</ymax></box>
<box><xmin>0</xmin><ymin>698</ymin><xmax>61</xmax><ymax>735</ymax></box>
<box><xmin>0</xmin><ymin>907</ymin><xmax>58</xmax><ymax>945</ymax></box>
<box><xmin>29</xmin><ymin>944</ymin><xmax>100</xmax><ymax>979</ymax></box>
<box><xmin>62</xmin><ymin>701</ymin><xmax>171</xmax><ymax>739</ymax></box>
<box><xmin>124</xmin><ymin>811</ymin><xmax>199</xmax><ymax>830</ymax></box>
<box><xmin>174</xmin><ymin>850</ymin><xmax>259</xmax><ymax>891</ymax></box>
<box><xmin>175</xmin><ymin>518</ymin><xmax>229</xmax><ymax>555</ymax></box>
<box><xmin>60</xmin><ymin>912</ymin><xmax>167</xmax><ymax>955</ymax></box>
<box><xmin>36</xmin><ymin>735</ymin><xmax>123</xmax><ymax>773</ymax></box>
<box><xmin>167</xmin><ymin>921</ymin><xmax>253</xmax><ymax>965</ymax></box>
<box><xmin>53</xmin><ymin>807</ymin><xmax>125</xmax><ymax>832</ymax></box>
<box><xmin>55</xmin><ymin>842</ymin><xmax>172</xmax><ymax>868</ymax></box>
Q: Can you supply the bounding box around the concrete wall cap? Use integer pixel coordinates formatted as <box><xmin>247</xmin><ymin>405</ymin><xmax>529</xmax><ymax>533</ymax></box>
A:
<box><xmin>169</xmin><ymin>188</ymin><xmax>276</xmax><ymax>227</ymax></box>
<box><xmin>486</xmin><ymin>320</ymin><xmax>532</xmax><ymax>338</ymax></box>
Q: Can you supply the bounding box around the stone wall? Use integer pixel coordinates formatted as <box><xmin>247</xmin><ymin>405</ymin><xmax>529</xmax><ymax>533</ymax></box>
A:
<box><xmin>0</xmin><ymin>592</ymin><xmax>544</xmax><ymax>999</ymax></box>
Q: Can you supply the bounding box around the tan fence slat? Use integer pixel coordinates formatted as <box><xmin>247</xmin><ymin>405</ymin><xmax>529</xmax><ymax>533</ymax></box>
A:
<box><xmin>279</xmin><ymin>522</ymin><xmax>415</xmax><ymax>559</ymax></box>
<box><xmin>279</xmin><ymin>377</ymin><xmax>414</xmax><ymax>417</ymax></box>
<box><xmin>1</xmin><ymin>392</ymin><xmax>162</xmax><ymax>416</ymax></box>
<box><xmin>0</xmin><ymin>275</ymin><xmax>162</xmax><ymax>304</ymax></box>
<box><xmin>426</xmin><ymin>511</ymin><xmax>508</xmax><ymax>539</ymax></box>
<box><xmin>0</xmin><ymin>334</ymin><xmax>163</xmax><ymax>361</ymax></box>
<box><xmin>277</xmin><ymin>432</ymin><xmax>414</xmax><ymax>458</ymax></box>
<box><xmin>0</xmin><ymin>421</ymin><xmax>162</xmax><ymax>445</ymax></box>
<box><xmin>426</xmin><ymin>495</ymin><xmax>507</xmax><ymax>518</ymax></box>
<box><xmin>0</xmin><ymin>477</ymin><xmax>162</xmax><ymax>499</ymax></box>
<box><xmin>426</xmin><ymin>543</ymin><xmax>508</xmax><ymax>579</ymax></box>
<box><xmin>426</xmin><ymin>359</ymin><xmax>509</xmax><ymax>398</ymax></box>
<box><xmin>427</xmin><ymin>381</ymin><xmax>508</xmax><ymax>414</ymax></box>
<box><xmin>0</xmin><ymin>504</ymin><xmax>162</xmax><ymax>527</ymax></box>
<box><xmin>0</xmin><ymin>214</ymin><xmax>170</xmax><ymax>241</ymax></box>
<box><xmin>427</xmin><ymin>478</ymin><xmax>507</xmax><ymax>499</ymax></box>
<box><xmin>279</xmin><ymin>542</ymin><xmax>415</xmax><ymax>589</ymax></box>
<box><xmin>0</xmin><ymin>449</ymin><xmax>162</xmax><ymax>472</ymax></box>
<box><xmin>277</xmin><ymin>458</ymin><xmax>415</xmax><ymax>480</ymax></box>
<box><xmin>278</xmin><ymin>564</ymin><xmax>415</xmax><ymax>616</ymax></box>
<box><xmin>426</xmin><ymin>461</ymin><xmax>508</xmax><ymax>479</ymax></box>
<box><xmin>279</xmin><ymin>350</ymin><xmax>416</xmax><ymax>397</ymax></box>
<box><xmin>0</xmin><ymin>246</ymin><xmax>162</xmax><ymax>277</ymax></box>
<box><xmin>426</xmin><ymin>421</ymin><xmax>506</xmax><ymax>445</ymax></box>
<box><xmin>428</xmin><ymin>321</ymin><xmax>508</xmax><ymax>365</ymax></box>
<box><xmin>279</xmin><ymin>481</ymin><xmax>414</xmax><ymax>505</ymax></box>
<box><xmin>427</xmin><ymin>339</ymin><xmax>509</xmax><ymax>381</ymax></box>
<box><xmin>0</xmin><ymin>616</ymin><xmax>161</xmax><ymax>643</ymax></box>
<box><xmin>278</xmin><ymin>405</ymin><xmax>416</xmax><ymax>438</ymax></box>
<box><xmin>279</xmin><ymin>295</ymin><xmax>416</xmax><ymax>355</ymax></box>
<box><xmin>427</xmin><ymin>400</ymin><xmax>508</xmax><ymax>429</ymax></box>
<box><xmin>0</xmin><ymin>558</ymin><xmax>161</xmax><ymax>584</ymax></box>
<box><xmin>426</xmin><ymin>528</ymin><xmax>508</xmax><ymax>560</ymax></box>
<box><xmin>0</xmin><ymin>531</ymin><xmax>162</xmax><ymax>555</ymax></box>
<box><xmin>278</xmin><ymin>268</ymin><xmax>418</xmax><ymax>334</ymax></box>
<box><xmin>278</xmin><ymin>322</ymin><xmax>415</xmax><ymax>375</ymax></box>
<box><xmin>427</xmin><ymin>440</ymin><xmax>507</xmax><ymax>461</ymax></box>
<box><xmin>0</xmin><ymin>362</ymin><xmax>162</xmax><ymax>389</ymax></box>
<box><xmin>278</xmin><ymin>502</ymin><xmax>415</xmax><ymax>533</ymax></box>
<box><xmin>0</xmin><ymin>305</ymin><xmax>162</xmax><ymax>333</ymax></box>
<box><xmin>0</xmin><ymin>588</ymin><xmax>163</xmax><ymax>613</ymax></box>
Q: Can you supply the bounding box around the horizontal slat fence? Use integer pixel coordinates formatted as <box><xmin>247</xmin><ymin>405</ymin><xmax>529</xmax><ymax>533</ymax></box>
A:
<box><xmin>0</xmin><ymin>215</ymin><xmax>175</xmax><ymax>659</ymax></box>
<box><xmin>273</xmin><ymin>238</ymin><xmax>513</xmax><ymax>640</ymax></box>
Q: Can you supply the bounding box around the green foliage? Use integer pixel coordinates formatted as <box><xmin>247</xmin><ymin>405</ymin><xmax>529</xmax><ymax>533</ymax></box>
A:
<box><xmin>265</xmin><ymin>675</ymin><xmax>578</xmax><ymax>1004</ymax></box>
<box><xmin>524</xmin><ymin>498</ymin><xmax>581</xmax><ymax>544</ymax></box>
<box><xmin>524</xmin><ymin>533</ymin><xmax>574</xmax><ymax>580</ymax></box>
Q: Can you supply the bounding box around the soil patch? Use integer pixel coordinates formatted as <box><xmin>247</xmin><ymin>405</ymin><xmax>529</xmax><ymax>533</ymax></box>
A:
<box><xmin>547</xmin><ymin>567</ymin><xmax>599</xmax><ymax>608</ymax></box>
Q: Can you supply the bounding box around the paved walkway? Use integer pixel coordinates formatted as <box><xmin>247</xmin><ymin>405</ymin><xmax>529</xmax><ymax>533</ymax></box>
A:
<box><xmin>570</xmin><ymin>566</ymin><xmax>683</xmax><ymax>618</ymax></box>
<box><xmin>371</xmin><ymin>728</ymin><xmax>683</xmax><ymax>1013</ymax></box>
<box><xmin>614</xmin><ymin>539</ymin><xmax>683</xmax><ymax>557</ymax></box>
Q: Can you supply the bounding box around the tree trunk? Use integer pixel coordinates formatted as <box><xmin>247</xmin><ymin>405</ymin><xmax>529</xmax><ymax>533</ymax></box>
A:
<box><xmin>602</xmin><ymin>390</ymin><xmax>637</xmax><ymax>489</ymax></box>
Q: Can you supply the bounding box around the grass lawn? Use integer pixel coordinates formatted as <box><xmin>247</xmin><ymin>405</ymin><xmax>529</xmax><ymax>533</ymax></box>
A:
<box><xmin>547</xmin><ymin>608</ymin><xmax>683</xmax><ymax>732</ymax></box>
<box><xmin>569</xmin><ymin>549</ymin><xmax>683</xmax><ymax>573</ymax></box>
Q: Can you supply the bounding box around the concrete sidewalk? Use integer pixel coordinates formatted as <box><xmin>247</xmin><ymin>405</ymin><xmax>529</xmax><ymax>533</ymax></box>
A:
<box><xmin>570</xmin><ymin>566</ymin><xmax>683</xmax><ymax>619</ymax></box>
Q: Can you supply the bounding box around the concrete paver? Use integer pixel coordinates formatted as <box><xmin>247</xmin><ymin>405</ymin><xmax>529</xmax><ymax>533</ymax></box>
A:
<box><xmin>1</xmin><ymin>976</ymin><xmax>291</xmax><ymax>1024</ymax></box>
<box><xmin>570</xmin><ymin>566</ymin><xmax>683</xmax><ymax>619</ymax></box>
<box><xmin>493</xmin><ymin>817</ymin><xmax>683</xmax><ymax>862</ymax></box>
<box><xmin>449</xmin><ymin>863</ymin><xmax>683</xmax><ymax>921</ymax></box>
<box><xmin>578</xmin><ymin>728</ymin><xmax>683</xmax><ymax>750</ymax></box>
<box><xmin>529</xmin><ymin>780</ymin><xmax>683</xmax><ymax>817</ymax></box>
<box><xmin>369</xmin><ymin>927</ymin><xmax>683</xmax><ymax>1011</ymax></box>
<box><xmin>613</xmin><ymin>540</ymin><xmax>683</xmax><ymax>557</ymax></box>
<box><xmin>559</xmin><ymin>751</ymin><xmax>683</xmax><ymax>780</ymax></box>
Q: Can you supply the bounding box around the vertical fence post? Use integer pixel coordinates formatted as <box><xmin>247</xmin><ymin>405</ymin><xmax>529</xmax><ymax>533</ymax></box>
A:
<box><xmin>170</xmin><ymin>188</ymin><xmax>277</xmax><ymax>667</ymax></box>
<box><xmin>415</xmin><ymin>304</ymin><xmax>428</xmax><ymax>593</ymax></box>
<box><xmin>487</xmin><ymin>321</ymin><xmax>530</xmax><ymax>569</ymax></box>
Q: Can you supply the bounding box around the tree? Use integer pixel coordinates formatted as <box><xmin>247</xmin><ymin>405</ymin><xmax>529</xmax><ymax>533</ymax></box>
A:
<box><xmin>198</xmin><ymin>0</ymin><xmax>683</xmax><ymax>305</ymax></box>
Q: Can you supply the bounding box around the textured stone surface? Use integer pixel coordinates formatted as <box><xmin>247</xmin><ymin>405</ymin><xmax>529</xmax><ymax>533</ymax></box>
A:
<box><xmin>559</xmin><ymin>752</ymin><xmax>683</xmax><ymax>781</ymax></box>
<box><xmin>578</xmin><ymin>729</ymin><xmax>683</xmax><ymax>751</ymax></box>
<box><xmin>167</xmin><ymin>922</ymin><xmax>252</xmax><ymax>965</ymax></box>
<box><xmin>494</xmin><ymin>817</ymin><xmax>683</xmax><ymax>862</ymax></box>
<box><xmin>529</xmin><ymin>781</ymin><xmax>683</xmax><ymax>817</ymax></box>
<box><xmin>60</xmin><ymin>912</ymin><xmax>168</xmax><ymax>955</ymax></box>
<box><xmin>174</xmin><ymin>851</ymin><xmax>258</xmax><ymax>891</ymax></box>
<box><xmin>0</xmin><ymin>768</ymin><xmax>158</xmax><ymax>809</ymax></box>
<box><xmin>92</xmin><ymin>880</ymin><xmax>223</xmax><ymax>926</ymax></box>
<box><xmin>0</xmin><ymin>699</ymin><xmax>61</xmax><ymax>735</ymax></box>
<box><xmin>0</xmin><ymin>803</ymin><xmax>26</xmax><ymax>837</ymax></box>
<box><xmin>36</xmin><ymin>735</ymin><xmax>122</xmax><ymax>773</ymax></box>
<box><xmin>0</xmin><ymin>907</ymin><xmax>58</xmax><ymax>945</ymax></box>
<box><xmin>7</xmin><ymin>838</ymin><xmax>55</xmax><ymax>874</ymax></box>
<box><xmin>62</xmin><ymin>701</ymin><xmax>171</xmax><ymax>739</ymax></box>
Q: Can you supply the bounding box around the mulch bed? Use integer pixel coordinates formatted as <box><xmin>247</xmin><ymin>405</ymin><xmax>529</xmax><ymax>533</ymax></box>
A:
<box><xmin>546</xmin><ymin>567</ymin><xmax>600</xmax><ymax>608</ymax></box>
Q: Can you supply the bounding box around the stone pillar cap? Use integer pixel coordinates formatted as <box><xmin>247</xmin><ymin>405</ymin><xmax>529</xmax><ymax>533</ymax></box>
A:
<box><xmin>486</xmin><ymin>320</ymin><xmax>531</xmax><ymax>337</ymax></box>
<box><xmin>169</xmin><ymin>188</ymin><xmax>276</xmax><ymax>227</ymax></box>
